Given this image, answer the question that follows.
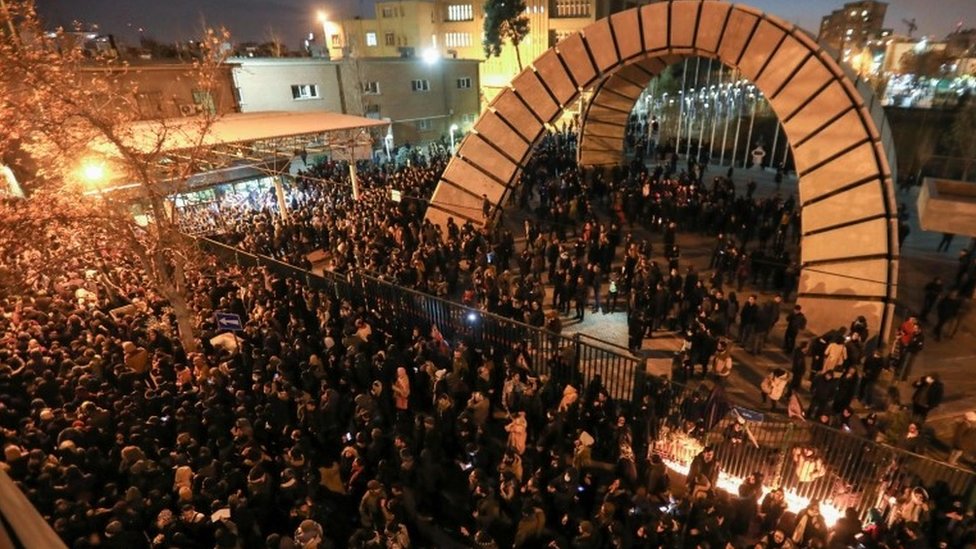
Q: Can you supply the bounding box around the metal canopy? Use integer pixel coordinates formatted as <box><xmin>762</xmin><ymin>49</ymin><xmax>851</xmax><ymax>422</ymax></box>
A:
<box><xmin>104</xmin><ymin>111</ymin><xmax>386</xmax><ymax>154</ymax></box>
<box><xmin>90</xmin><ymin>111</ymin><xmax>388</xmax><ymax>187</ymax></box>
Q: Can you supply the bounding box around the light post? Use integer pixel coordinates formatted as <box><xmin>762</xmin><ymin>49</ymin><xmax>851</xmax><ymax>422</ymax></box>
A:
<box><xmin>449</xmin><ymin>123</ymin><xmax>459</xmax><ymax>155</ymax></box>
<box><xmin>384</xmin><ymin>126</ymin><xmax>394</xmax><ymax>164</ymax></box>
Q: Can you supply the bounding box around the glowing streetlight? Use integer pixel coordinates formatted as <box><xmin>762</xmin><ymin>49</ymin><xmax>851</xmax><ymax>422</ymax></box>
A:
<box><xmin>449</xmin><ymin>123</ymin><xmax>459</xmax><ymax>154</ymax></box>
<box><xmin>384</xmin><ymin>132</ymin><xmax>394</xmax><ymax>162</ymax></box>
<box><xmin>80</xmin><ymin>159</ymin><xmax>107</xmax><ymax>188</ymax></box>
<box><xmin>421</xmin><ymin>47</ymin><xmax>439</xmax><ymax>65</ymax></box>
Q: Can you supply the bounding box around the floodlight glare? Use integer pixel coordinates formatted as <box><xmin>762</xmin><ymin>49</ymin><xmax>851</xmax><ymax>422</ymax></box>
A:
<box><xmin>421</xmin><ymin>47</ymin><xmax>439</xmax><ymax>65</ymax></box>
<box><xmin>81</xmin><ymin>160</ymin><xmax>106</xmax><ymax>185</ymax></box>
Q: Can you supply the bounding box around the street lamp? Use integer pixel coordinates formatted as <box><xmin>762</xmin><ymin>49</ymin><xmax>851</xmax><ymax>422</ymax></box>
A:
<box><xmin>384</xmin><ymin>131</ymin><xmax>394</xmax><ymax>164</ymax></box>
<box><xmin>82</xmin><ymin>162</ymin><xmax>105</xmax><ymax>184</ymax></box>
<box><xmin>449</xmin><ymin>123</ymin><xmax>459</xmax><ymax>155</ymax></box>
<box><xmin>80</xmin><ymin>158</ymin><xmax>107</xmax><ymax>190</ymax></box>
<box><xmin>421</xmin><ymin>47</ymin><xmax>439</xmax><ymax>65</ymax></box>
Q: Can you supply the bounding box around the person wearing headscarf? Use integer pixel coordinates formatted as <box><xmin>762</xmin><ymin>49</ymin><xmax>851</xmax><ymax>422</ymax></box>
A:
<box><xmin>792</xmin><ymin>499</ymin><xmax>828</xmax><ymax>546</ymax></box>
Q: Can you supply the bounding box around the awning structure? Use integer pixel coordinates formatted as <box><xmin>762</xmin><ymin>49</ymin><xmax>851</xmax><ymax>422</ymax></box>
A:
<box><xmin>102</xmin><ymin>111</ymin><xmax>388</xmax><ymax>156</ymax></box>
<box><xmin>86</xmin><ymin>111</ymin><xmax>389</xmax><ymax>192</ymax></box>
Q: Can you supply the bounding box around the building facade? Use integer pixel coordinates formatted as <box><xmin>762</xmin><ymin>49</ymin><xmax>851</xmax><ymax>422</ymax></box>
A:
<box><xmin>230</xmin><ymin>57</ymin><xmax>480</xmax><ymax>147</ymax></box>
<box><xmin>232</xmin><ymin>58</ymin><xmax>344</xmax><ymax>113</ymax></box>
<box><xmin>818</xmin><ymin>0</ymin><xmax>889</xmax><ymax>54</ymax></box>
<box><xmin>327</xmin><ymin>0</ymin><xmax>636</xmax><ymax>103</ymax></box>
<box><xmin>78</xmin><ymin>62</ymin><xmax>239</xmax><ymax>120</ymax></box>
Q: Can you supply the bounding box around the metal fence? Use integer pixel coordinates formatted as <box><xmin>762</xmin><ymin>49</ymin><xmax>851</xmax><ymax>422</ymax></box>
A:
<box><xmin>199</xmin><ymin>237</ymin><xmax>645</xmax><ymax>402</ymax></box>
<box><xmin>651</xmin><ymin>400</ymin><xmax>976</xmax><ymax>519</ymax></box>
<box><xmin>198</xmin><ymin>237</ymin><xmax>976</xmax><ymax>514</ymax></box>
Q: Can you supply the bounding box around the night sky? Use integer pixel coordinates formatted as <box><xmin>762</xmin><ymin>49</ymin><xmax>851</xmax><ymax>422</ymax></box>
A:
<box><xmin>38</xmin><ymin>0</ymin><xmax>975</xmax><ymax>49</ymax></box>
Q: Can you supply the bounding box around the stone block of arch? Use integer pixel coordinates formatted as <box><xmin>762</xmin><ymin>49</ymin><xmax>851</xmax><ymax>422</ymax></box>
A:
<box><xmin>426</xmin><ymin>0</ymin><xmax>898</xmax><ymax>336</ymax></box>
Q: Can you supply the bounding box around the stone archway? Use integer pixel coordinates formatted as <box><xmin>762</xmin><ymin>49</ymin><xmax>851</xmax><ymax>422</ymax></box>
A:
<box><xmin>426</xmin><ymin>0</ymin><xmax>898</xmax><ymax>336</ymax></box>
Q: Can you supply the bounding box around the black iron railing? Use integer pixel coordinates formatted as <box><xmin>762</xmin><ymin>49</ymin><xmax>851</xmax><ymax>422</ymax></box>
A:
<box><xmin>202</xmin><ymin>237</ymin><xmax>646</xmax><ymax>401</ymax></box>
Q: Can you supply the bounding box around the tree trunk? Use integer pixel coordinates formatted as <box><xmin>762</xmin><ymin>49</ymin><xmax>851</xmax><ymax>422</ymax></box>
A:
<box><xmin>514</xmin><ymin>42</ymin><xmax>523</xmax><ymax>72</ymax></box>
<box><xmin>169</xmin><ymin>287</ymin><xmax>198</xmax><ymax>353</ymax></box>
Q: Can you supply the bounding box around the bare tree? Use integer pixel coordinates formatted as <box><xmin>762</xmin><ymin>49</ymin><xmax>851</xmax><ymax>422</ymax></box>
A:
<box><xmin>0</xmin><ymin>0</ymin><xmax>232</xmax><ymax>352</ymax></box>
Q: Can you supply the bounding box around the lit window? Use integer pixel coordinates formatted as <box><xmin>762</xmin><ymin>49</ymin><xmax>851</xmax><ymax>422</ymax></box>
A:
<box><xmin>366</xmin><ymin>32</ymin><xmax>377</xmax><ymax>47</ymax></box>
<box><xmin>444</xmin><ymin>32</ymin><xmax>472</xmax><ymax>48</ymax></box>
<box><xmin>456</xmin><ymin>77</ymin><xmax>472</xmax><ymax>89</ymax></box>
<box><xmin>446</xmin><ymin>4</ymin><xmax>473</xmax><ymax>21</ymax></box>
<box><xmin>554</xmin><ymin>0</ymin><xmax>590</xmax><ymax>18</ymax></box>
<box><xmin>411</xmin><ymin>79</ymin><xmax>430</xmax><ymax>92</ymax></box>
<box><xmin>291</xmin><ymin>84</ymin><xmax>320</xmax><ymax>100</ymax></box>
<box><xmin>362</xmin><ymin>81</ymin><xmax>380</xmax><ymax>94</ymax></box>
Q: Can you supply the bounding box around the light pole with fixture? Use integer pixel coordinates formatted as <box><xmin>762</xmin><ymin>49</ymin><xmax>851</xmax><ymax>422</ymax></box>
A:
<box><xmin>449</xmin><ymin>123</ymin><xmax>459</xmax><ymax>155</ymax></box>
<box><xmin>384</xmin><ymin>124</ymin><xmax>394</xmax><ymax>165</ymax></box>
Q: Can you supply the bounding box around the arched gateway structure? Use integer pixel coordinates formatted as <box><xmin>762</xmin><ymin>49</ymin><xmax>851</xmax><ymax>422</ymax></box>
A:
<box><xmin>426</xmin><ymin>0</ymin><xmax>898</xmax><ymax>336</ymax></box>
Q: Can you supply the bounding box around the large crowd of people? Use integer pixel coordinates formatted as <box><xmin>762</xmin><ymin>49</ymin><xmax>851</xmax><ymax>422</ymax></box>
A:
<box><xmin>178</xmin><ymin>134</ymin><xmax>805</xmax><ymax>354</ymax></box>
<box><xmin>1</xmin><ymin>133</ymin><xmax>975</xmax><ymax>549</ymax></box>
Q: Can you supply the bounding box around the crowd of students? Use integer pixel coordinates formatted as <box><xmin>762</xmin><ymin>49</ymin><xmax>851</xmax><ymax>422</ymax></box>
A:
<box><xmin>3</xmin><ymin>193</ymin><xmax>973</xmax><ymax>548</ymax></box>
<box><xmin>178</xmin><ymin>134</ymin><xmax>804</xmax><ymax>354</ymax></box>
<box><xmin>1</xmin><ymin>133</ymin><xmax>974</xmax><ymax>548</ymax></box>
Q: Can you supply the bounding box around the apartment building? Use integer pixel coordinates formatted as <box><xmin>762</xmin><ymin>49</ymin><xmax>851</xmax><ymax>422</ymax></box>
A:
<box><xmin>328</xmin><ymin>0</ymin><xmax>637</xmax><ymax>102</ymax></box>
<box><xmin>818</xmin><ymin>0</ymin><xmax>890</xmax><ymax>54</ymax></box>
<box><xmin>231</xmin><ymin>56</ymin><xmax>480</xmax><ymax>146</ymax></box>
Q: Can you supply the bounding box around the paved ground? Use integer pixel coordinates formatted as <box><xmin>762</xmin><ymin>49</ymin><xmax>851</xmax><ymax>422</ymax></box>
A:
<box><xmin>500</xmin><ymin>163</ymin><xmax>976</xmax><ymax>467</ymax></box>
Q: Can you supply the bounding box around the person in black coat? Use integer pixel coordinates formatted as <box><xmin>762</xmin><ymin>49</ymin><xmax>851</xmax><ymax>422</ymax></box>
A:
<box><xmin>807</xmin><ymin>370</ymin><xmax>838</xmax><ymax>419</ymax></box>
<box><xmin>731</xmin><ymin>472</ymin><xmax>763</xmax><ymax>537</ymax></box>
<box><xmin>573</xmin><ymin>277</ymin><xmax>588</xmax><ymax>321</ymax></box>
<box><xmin>738</xmin><ymin>295</ymin><xmax>758</xmax><ymax>348</ymax></box>
<box><xmin>859</xmin><ymin>348</ymin><xmax>885</xmax><ymax>407</ymax></box>
<box><xmin>758</xmin><ymin>488</ymin><xmax>788</xmax><ymax>534</ymax></box>
<box><xmin>808</xmin><ymin>334</ymin><xmax>829</xmax><ymax>381</ymax></box>
<box><xmin>832</xmin><ymin>367</ymin><xmax>860</xmax><ymax>414</ymax></box>
<box><xmin>789</xmin><ymin>341</ymin><xmax>808</xmax><ymax>395</ymax></box>
<box><xmin>934</xmin><ymin>291</ymin><xmax>963</xmax><ymax>341</ymax></box>
<box><xmin>783</xmin><ymin>305</ymin><xmax>806</xmax><ymax>353</ymax></box>
<box><xmin>911</xmin><ymin>374</ymin><xmax>944</xmax><ymax>423</ymax></box>
<box><xmin>627</xmin><ymin>309</ymin><xmax>645</xmax><ymax>354</ymax></box>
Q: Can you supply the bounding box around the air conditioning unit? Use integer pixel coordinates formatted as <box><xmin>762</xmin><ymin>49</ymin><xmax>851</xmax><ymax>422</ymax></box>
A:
<box><xmin>179</xmin><ymin>104</ymin><xmax>196</xmax><ymax>116</ymax></box>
